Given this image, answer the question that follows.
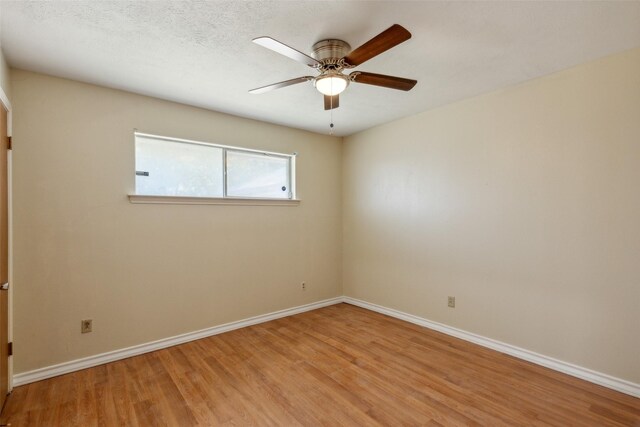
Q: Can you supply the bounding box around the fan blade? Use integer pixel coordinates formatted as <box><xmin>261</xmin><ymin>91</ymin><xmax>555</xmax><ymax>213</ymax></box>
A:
<box><xmin>350</xmin><ymin>72</ymin><xmax>417</xmax><ymax>91</ymax></box>
<box><xmin>253</xmin><ymin>37</ymin><xmax>321</xmax><ymax>68</ymax></box>
<box><xmin>249</xmin><ymin>76</ymin><xmax>313</xmax><ymax>94</ymax></box>
<box><xmin>324</xmin><ymin>95</ymin><xmax>339</xmax><ymax>110</ymax></box>
<box><xmin>343</xmin><ymin>24</ymin><xmax>411</xmax><ymax>66</ymax></box>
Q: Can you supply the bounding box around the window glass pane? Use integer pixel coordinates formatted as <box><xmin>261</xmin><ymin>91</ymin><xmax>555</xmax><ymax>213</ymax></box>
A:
<box><xmin>226</xmin><ymin>150</ymin><xmax>290</xmax><ymax>199</ymax></box>
<box><xmin>135</xmin><ymin>136</ymin><xmax>223</xmax><ymax>197</ymax></box>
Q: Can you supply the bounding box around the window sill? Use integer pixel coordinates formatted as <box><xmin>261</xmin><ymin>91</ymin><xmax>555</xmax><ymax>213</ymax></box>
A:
<box><xmin>128</xmin><ymin>194</ymin><xmax>300</xmax><ymax>206</ymax></box>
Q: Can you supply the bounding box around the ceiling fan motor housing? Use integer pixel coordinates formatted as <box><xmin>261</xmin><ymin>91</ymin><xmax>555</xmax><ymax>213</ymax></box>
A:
<box><xmin>311</xmin><ymin>39</ymin><xmax>352</xmax><ymax>65</ymax></box>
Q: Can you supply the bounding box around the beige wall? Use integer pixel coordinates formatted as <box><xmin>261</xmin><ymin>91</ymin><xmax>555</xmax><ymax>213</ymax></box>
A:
<box><xmin>11</xmin><ymin>70</ymin><xmax>342</xmax><ymax>373</ymax></box>
<box><xmin>0</xmin><ymin>1</ymin><xmax>11</xmax><ymax>101</ymax></box>
<box><xmin>0</xmin><ymin>50</ymin><xmax>9</xmax><ymax>101</ymax></box>
<box><xmin>343</xmin><ymin>48</ymin><xmax>640</xmax><ymax>383</ymax></box>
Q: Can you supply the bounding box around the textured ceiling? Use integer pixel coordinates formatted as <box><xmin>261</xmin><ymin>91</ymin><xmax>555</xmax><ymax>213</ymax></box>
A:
<box><xmin>2</xmin><ymin>1</ymin><xmax>640</xmax><ymax>136</ymax></box>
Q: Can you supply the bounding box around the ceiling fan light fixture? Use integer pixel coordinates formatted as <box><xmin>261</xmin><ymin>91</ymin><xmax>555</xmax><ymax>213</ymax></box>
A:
<box><xmin>314</xmin><ymin>74</ymin><xmax>349</xmax><ymax>96</ymax></box>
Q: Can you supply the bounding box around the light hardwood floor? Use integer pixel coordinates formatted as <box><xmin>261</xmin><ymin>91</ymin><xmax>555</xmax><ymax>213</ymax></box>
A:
<box><xmin>2</xmin><ymin>303</ymin><xmax>639</xmax><ymax>426</ymax></box>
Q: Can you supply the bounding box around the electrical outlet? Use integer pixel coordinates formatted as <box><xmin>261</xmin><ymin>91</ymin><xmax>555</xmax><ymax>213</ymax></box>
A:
<box><xmin>81</xmin><ymin>319</ymin><xmax>93</xmax><ymax>333</ymax></box>
<box><xmin>301</xmin><ymin>282</ymin><xmax>306</xmax><ymax>291</ymax></box>
<box><xmin>448</xmin><ymin>296</ymin><xmax>456</xmax><ymax>308</ymax></box>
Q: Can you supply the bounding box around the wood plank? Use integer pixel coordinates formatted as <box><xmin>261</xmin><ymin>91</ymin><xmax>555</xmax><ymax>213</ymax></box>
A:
<box><xmin>1</xmin><ymin>303</ymin><xmax>638</xmax><ymax>426</ymax></box>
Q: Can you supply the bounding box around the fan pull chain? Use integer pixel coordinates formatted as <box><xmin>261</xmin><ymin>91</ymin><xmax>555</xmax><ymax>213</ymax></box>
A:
<box><xmin>329</xmin><ymin>87</ymin><xmax>335</xmax><ymax>135</ymax></box>
<box><xmin>330</xmin><ymin>107</ymin><xmax>334</xmax><ymax>135</ymax></box>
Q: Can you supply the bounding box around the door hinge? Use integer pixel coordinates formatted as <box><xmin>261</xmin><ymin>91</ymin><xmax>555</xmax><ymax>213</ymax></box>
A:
<box><xmin>8</xmin><ymin>342</ymin><xmax>12</xmax><ymax>356</ymax></box>
<box><xmin>6</xmin><ymin>136</ymin><xmax>11</xmax><ymax>150</ymax></box>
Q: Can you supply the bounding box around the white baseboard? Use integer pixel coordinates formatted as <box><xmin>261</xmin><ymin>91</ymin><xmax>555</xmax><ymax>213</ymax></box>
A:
<box><xmin>12</xmin><ymin>297</ymin><xmax>343</xmax><ymax>387</ymax></box>
<box><xmin>342</xmin><ymin>296</ymin><xmax>640</xmax><ymax>398</ymax></box>
<box><xmin>13</xmin><ymin>295</ymin><xmax>640</xmax><ymax>399</ymax></box>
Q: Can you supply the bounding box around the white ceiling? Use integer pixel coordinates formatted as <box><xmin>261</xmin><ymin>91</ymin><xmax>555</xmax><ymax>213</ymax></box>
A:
<box><xmin>2</xmin><ymin>1</ymin><xmax>640</xmax><ymax>136</ymax></box>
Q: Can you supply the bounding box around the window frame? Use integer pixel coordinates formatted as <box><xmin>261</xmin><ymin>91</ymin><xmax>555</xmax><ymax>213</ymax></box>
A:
<box><xmin>130</xmin><ymin>132</ymin><xmax>299</xmax><ymax>205</ymax></box>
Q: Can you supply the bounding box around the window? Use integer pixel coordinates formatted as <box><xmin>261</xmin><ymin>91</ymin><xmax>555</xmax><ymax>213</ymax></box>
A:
<box><xmin>135</xmin><ymin>135</ymin><xmax>224</xmax><ymax>197</ymax></box>
<box><xmin>226</xmin><ymin>149</ymin><xmax>290</xmax><ymax>199</ymax></box>
<box><xmin>134</xmin><ymin>133</ymin><xmax>296</xmax><ymax>201</ymax></box>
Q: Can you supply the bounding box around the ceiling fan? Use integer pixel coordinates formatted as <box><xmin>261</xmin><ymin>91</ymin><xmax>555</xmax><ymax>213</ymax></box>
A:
<box><xmin>249</xmin><ymin>24</ymin><xmax>417</xmax><ymax>110</ymax></box>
